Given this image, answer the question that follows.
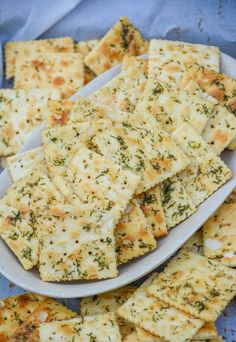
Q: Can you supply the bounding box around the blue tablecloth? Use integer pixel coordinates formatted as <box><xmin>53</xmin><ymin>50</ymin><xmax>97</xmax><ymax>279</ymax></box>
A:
<box><xmin>0</xmin><ymin>1</ymin><xmax>235</xmax><ymax>340</ymax></box>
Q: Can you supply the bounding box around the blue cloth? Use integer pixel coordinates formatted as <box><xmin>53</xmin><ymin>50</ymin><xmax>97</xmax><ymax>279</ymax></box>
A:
<box><xmin>0</xmin><ymin>1</ymin><xmax>236</xmax><ymax>340</ymax></box>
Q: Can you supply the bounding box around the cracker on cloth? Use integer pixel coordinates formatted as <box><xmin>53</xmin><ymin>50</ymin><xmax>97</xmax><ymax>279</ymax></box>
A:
<box><xmin>117</xmin><ymin>273</ymin><xmax>204</xmax><ymax>342</ymax></box>
<box><xmin>0</xmin><ymin>293</ymin><xmax>45</xmax><ymax>341</ymax></box>
<box><xmin>115</xmin><ymin>199</ymin><xmax>156</xmax><ymax>264</ymax></box>
<box><xmin>160</xmin><ymin>175</ymin><xmax>196</xmax><ymax>229</ymax></box>
<box><xmin>4</xmin><ymin>37</ymin><xmax>73</xmax><ymax>79</ymax></box>
<box><xmin>46</xmin><ymin>99</ymin><xmax>74</xmax><ymax>127</ymax></box>
<box><xmin>84</xmin><ymin>17</ymin><xmax>148</xmax><ymax>75</ymax></box>
<box><xmin>147</xmin><ymin>249</ymin><xmax>236</xmax><ymax>321</ymax></box>
<box><xmin>0</xmin><ymin>172</ymin><xmax>65</xmax><ymax>270</ymax></box>
<box><xmin>148</xmin><ymin>39</ymin><xmax>219</xmax><ymax>86</ymax></box>
<box><xmin>192</xmin><ymin>321</ymin><xmax>218</xmax><ymax>341</ymax></box>
<box><xmin>203</xmin><ymin>202</ymin><xmax>236</xmax><ymax>267</ymax></box>
<box><xmin>80</xmin><ymin>287</ymin><xmax>136</xmax><ymax>337</ymax></box>
<box><xmin>10</xmin><ymin>297</ymin><xmax>77</xmax><ymax>342</ymax></box>
<box><xmin>0</xmin><ymin>89</ymin><xmax>60</xmax><ymax>157</ymax></box>
<box><xmin>202</xmin><ymin>104</ymin><xmax>236</xmax><ymax>155</ymax></box>
<box><xmin>39</xmin><ymin>147</ymin><xmax>140</xmax><ymax>281</ymax></box>
<box><xmin>136</xmin><ymin>186</ymin><xmax>167</xmax><ymax>238</ymax></box>
<box><xmin>172</xmin><ymin>123</ymin><xmax>232</xmax><ymax>206</ymax></box>
<box><xmin>7</xmin><ymin>147</ymin><xmax>46</xmax><ymax>182</ymax></box>
<box><xmin>89</xmin><ymin>58</ymin><xmax>148</xmax><ymax>113</ymax></box>
<box><xmin>135</xmin><ymin>78</ymin><xmax>213</xmax><ymax>134</ymax></box>
<box><xmin>14</xmin><ymin>52</ymin><xmax>84</xmax><ymax>98</ymax></box>
<box><xmin>37</xmin><ymin>313</ymin><xmax>122</xmax><ymax>342</ymax></box>
<box><xmin>93</xmin><ymin>113</ymin><xmax>189</xmax><ymax>194</ymax></box>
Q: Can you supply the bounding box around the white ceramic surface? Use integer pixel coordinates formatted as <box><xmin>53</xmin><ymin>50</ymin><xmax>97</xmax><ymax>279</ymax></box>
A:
<box><xmin>0</xmin><ymin>53</ymin><xmax>235</xmax><ymax>298</ymax></box>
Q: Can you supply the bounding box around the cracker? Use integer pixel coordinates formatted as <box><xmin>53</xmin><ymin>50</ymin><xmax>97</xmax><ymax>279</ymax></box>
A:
<box><xmin>136</xmin><ymin>327</ymin><xmax>164</xmax><ymax>341</ymax></box>
<box><xmin>10</xmin><ymin>297</ymin><xmax>76</xmax><ymax>342</ymax></box>
<box><xmin>7</xmin><ymin>147</ymin><xmax>46</xmax><ymax>182</ymax></box>
<box><xmin>5</xmin><ymin>37</ymin><xmax>73</xmax><ymax>79</ymax></box>
<box><xmin>123</xmin><ymin>331</ymin><xmax>141</xmax><ymax>341</ymax></box>
<box><xmin>148</xmin><ymin>39</ymin><xmax>219</xmax><ymax>86</ymax></box>
<box><xmin>89</xmin><ymin>59</ymin><xmax>148</xmax><ymax>112</ymax></box>
<box><xmin>14</xmin><ymin>52</ymin><xmax>84</xmax><ymax>98</ymax></box>
<box><xmin>172</xmin><ymin>123</ymin><xmax>232</xmax><ymax>206</ymax></box>
<box><xmin>38</xmin><ymin>313</ymin><xmax>122</xmax><ymax>342</ymax></box>
<box><xmin>80</xmin><ymin>287</ymin><xmax>136</xmax><ymax>337</ymax></box>
<box><xmin>42</xmin><ymin>120</ymin><xmax>112</xmax><ymax>178</ymax></box>
<box><xmin>136</xmin><ymin>186</ymin><xmax>167</xmax><ymax>238</ymax></box>
<box><xmin>115</xmin><ymin>199</ymin><xmax>156</xmax><ymax>264</ymax></box>
<box><xmin>135</xmin><ymin>78</ymin><xmax>213</xmax><ymax>134</ymax></box>
<box><xmin>203</xmin><ymin>203</ymin><xmax>236</xmax><ymax>267</ymax></box>
<box><xmin>117</xmin><ymin>273</ymin><xmax>204</xmax><ymax>342</ymax></box>
<box><xmin>46</xmin><ymin>99</ymin><xmax>74</xmax><ymax>127</ymax></box>
<box><xmin>226</xmin><ymin>187</ymin><xmax>236</xmax><ymax>203</ymax></box>
<box><xmin>93</xmin><ymin>113</ymin><xmax>189</xmax><ymax>193</ymax></box>
<box><xmin>39</xmin><ymin>147</ymin><xmax>140</xmax><ymax>281</ymax></box>
<box><xmin>202</xmin><ymin>104</ymin><xmax>236</xmax><ymax>155</ymax></box>
<box><xmin>160</xmin><ymin>175</ymin><xmax>196</xmax><ymax>229</ymax></box>
<box><xmin>182</xmin><ymin>230</ymin><xmax>204</xmax><ymax>255</ymax></box>
<box><xmin>147</xmin><ymin>249</ymin><xmax>236</xmax><ymax>321</ymax></box>
<box><xmin>192</xmin><ymin>322</ymin><xmax>218</xmax><ymax>341</ymax></box>
<box><xmin>84</xmin><ymin>17</ymin><xmax>148</xmax><ymax>75</ymax></box>
<box><xmin>0</xmin><ymin>172</ymin><xmax>65</xmax><ymax>270</ymax></box>
<box><xmin>75</xmin><ymin>39</ymin><xmax>99</xmax><ymax>57</ymax></box>
<box><xmin>0</xmin><ymin>89</ymin><xmax>60</xmax><ymax>157</ymax></box>
<box><xmin>0</xmin><ymin>293</ymin><xmax>45</xmax><ymax>341</ymax></box>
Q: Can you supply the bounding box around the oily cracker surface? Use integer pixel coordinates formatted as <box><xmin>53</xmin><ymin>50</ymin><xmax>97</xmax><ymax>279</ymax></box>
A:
<box><xmin>10</xmin><ymin>297</ymin><xmax>76</xmax><ymax>342</ymax></box>
<box><xmin>84</xmin><ymin>17</ymin><xmax>148</xmax><ymax>75</ymax></box>
<box><xmin>160</xmin><ymin>175</ymin><xmax>196</xmax><ymax>229</ymax></box>
<box><xmin>117</xmin><ymin>274</ymin><xmax>204</xmax><ymax>342</ymax></box>
<box><xmin>93</xmin><ymin>113</ymin><xmax>189</xmax><ymax>194</ymax></box>
<box><xmin>115</xmin><ymin>199</ymin><xmax>156</xmax><ymax>264</ymax></box>
<box><xmin>46</xmin><ymin>99</ymin><xmax>74</xmax><ymax>127</ymax></box>
<box><xmin>172</xmin><ymin>123</ymin><xmax>232</xmax><ymax>206</ymax></box>
<box><xmin>147</xmin><ymin>249</ymin><xmax>236</xmax><ymax>321</ymax></box>
<box><xmin>5</xmin><ymin>37</ymin><xmax>73</xmax><ymax>79</ymax></box>
<box><xmin>203</xmin><ymin>202</ymin><xmax>236</xmax><ymax>267</ymax></box>
<box><xmin>14</xmin><ymin>52</ymin><xmax>84</xmax><ymax>98</ymax></box>
<box><xmin>37</xmin><ymin>313</ymin><xmax>122</xmax><ymax>342</ymax></box>
<box><xmin>0</xmin><ymin>293</ymin><xmax>45</xmax><ymax>341</ymax></box>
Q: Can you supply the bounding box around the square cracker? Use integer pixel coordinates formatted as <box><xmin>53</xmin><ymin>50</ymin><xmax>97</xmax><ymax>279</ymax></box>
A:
<box><xmin>75</xmin><ymin>39</ymin><xmax>99</xmax><ymax>57</ymax></box>
<box><xmin>136</xmin><ymin>186</ymin><xmax>167</xmax><ymax>238</ymax></box>
<box><xmin>7</xmin><ymin>147</ymin><xmax>46</xmax><ymax>182</ymax></box>
<box><xmin>202</xmin><ymin>104</ymin><xmax>236</xmax><ymax>155</ymax></box>
<box><xmin>84</xmin><ymin>17</ymin><xmax>148</xmax><ymax>75</ymax></box>
<box><xmin>147</xmin><ymin>249</ymin><xmax>236</xmax><ymax>321</ymax></box>
<box><xmin>115</xmin><ymin>199</ymin><xmax>156</xmax><ymax>264</ymax></box>
<box><xmin>0</xmin><ymin>89</ymin><xmax>60</xmax><ymax>157</ymax></box>
<box><xmin>89</xmin><ymin>58</ymin><xmax>148</xmax><ymax>113</ymax></box>
<box><xmin>40</xmin><ymin>147</ymin><xmax>140</xmax><ymax>281</ymax></box>
<box><xmin>93</xmin><ymin>113</ymin><xmax>189</xmax><ymax>194</ymax></box>
<box><xmin>135</xmin><ymin>78</ymin><xmax>213</xmax><ymax>134</ymax></box>
<box><xmin>37</xmin><ymin>313</ymin><xmax>122</xmax><ymax>342</ymax></box>
<box><xmin>80</xmin><ymin>287</ymin><xmax>136</xmax><ymax>337</ymax></box>
<box><xmin>160</xmin><ymin>175</ymin><xmax>196</xmax><ymax>229</ymax></box>
<box><xmin>148</xmin><ymin>39</ymin><xmax>219</xmax><ymax>86</ymax></box>
<box><xmin>0</xmin><ymin>293</ymin><xmax>45</xmax><ymax>341</ymax></box>
<box><xmin>117</xmin><ymin>273</ymin><xmax>204</xmax><ymax>342</ymax></box>
<box><xmin>0</xmin><ymin>172</ymin><xmax>65</xmax><ymax>270</ymax></box>
<box><xmin>10</xmin><ymin>297</ymin><xmax>76</xmax><ymax>342</ymax></box>
<box><xmin>172</xmin><ymin>123</ymin><xmax>232</xmax><ymax>206</ymax></box>
<box><xmin>5</xmin><ymin>37</ymin><xmax>73</xmax><ymax>79</ymax></box>
<box><xmin>46</xmin><ymin>99</ymin><xmax>74</xmax><ymax>127</ymax></box>
<box><xmin>203</xmin><ymin>202</ymin><xmax>236</xmax><ymax>267</ymax></box>
<box><xmin>182</xmin><ymin>230</ymin><xmax>204</xmax><ymax>256</ymax></box>
<box><xmin>14</xmin><ymin>52</ymin><xmax>84</xmax><ymax>98</ymax></box>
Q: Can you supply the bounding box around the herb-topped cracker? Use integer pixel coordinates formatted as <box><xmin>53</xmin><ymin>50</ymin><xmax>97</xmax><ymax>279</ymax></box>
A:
<box><xmin>46</xmin><ymin>99</ymin><xmax>74</xmax><ymax>127</ymax></box>
<box><xmin>37</xmin><ymin>313</ymin><xmax>122</xmax><ymax>342</ymax></box>
<box><xmin>203</xmin><ymin>202</ymin><xmax>236</xmax><ymax>267</ymax></box>
<box><xmin>84</xmin><ymin>17</ymin><xmax>148</xmax><ymax>75</ymax></box>
<box><xmin>117</xmin><ymin>274</ymin><xmax>204</xmax><ymax>342</ymax></box>
<box><xmin>0</xmin><ymin>293</ymin><xmax>45</xmax><ymax>341</ymax></box>
<box><xmin>5</xmin><ymin>37</ymin><xmax>73</xmax><ymax>79</ymax></box>
<box><xmin>14</xmin><ymin>52</ymin><xmax>84</xmax><ymax>98</ymax></box>
<box><xmin>93</xmin><ymin>113</ymin><xmax>189</xmax><ymax>194</ymax></box>
<box><xmin>147</xmin><ymin>249</ymin><xmax>236</xmax><ymax>321</ymax></box>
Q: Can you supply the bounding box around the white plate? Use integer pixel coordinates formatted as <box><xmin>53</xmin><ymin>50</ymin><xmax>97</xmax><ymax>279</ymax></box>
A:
<box><xmin>0</xmin><ymin>53</ymin><xmax>235</xmax><ymax>298</ymax></box>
